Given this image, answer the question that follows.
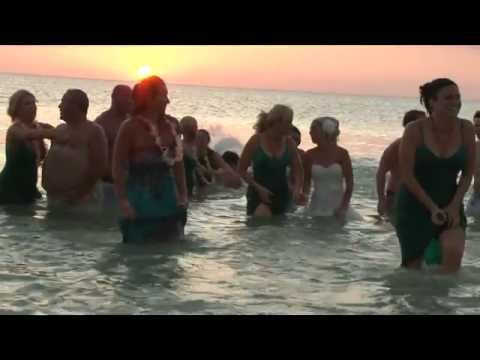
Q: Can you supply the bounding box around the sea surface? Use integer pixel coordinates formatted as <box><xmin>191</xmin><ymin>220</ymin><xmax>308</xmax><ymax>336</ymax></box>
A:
<box><xmin>1</xmin><ymin>72</ymin><xmax>480</xmax><ymax>315</ymax></box>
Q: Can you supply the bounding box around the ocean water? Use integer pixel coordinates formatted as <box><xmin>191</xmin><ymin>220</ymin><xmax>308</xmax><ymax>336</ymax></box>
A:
<box><xmin>1</xmin><ymin>73</ymin><xmax>480</xmax><ymax>315</ymax></box>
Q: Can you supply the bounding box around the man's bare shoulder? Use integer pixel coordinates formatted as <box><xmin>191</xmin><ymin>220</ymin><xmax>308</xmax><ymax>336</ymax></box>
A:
<box><xmin>85</xmin><ymin>120</ymin><xmax>107</xmax><ymax>138</ymax></box>
<box><xmin>94</xmin><ymin>110</ymin><xmax>111</xmax><ymax>125</ymax></box>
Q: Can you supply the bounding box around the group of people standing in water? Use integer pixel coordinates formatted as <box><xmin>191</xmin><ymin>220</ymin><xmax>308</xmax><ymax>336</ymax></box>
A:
<box><xmin>0</xmin><ymin>75</ymin><xmax>479</xmax><ymax>274</ymax></box>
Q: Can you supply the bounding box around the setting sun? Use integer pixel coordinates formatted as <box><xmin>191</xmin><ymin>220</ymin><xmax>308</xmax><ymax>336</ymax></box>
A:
<box><xmin>137</xmin><ymin>65</ymin><xmax>152</xmax><ymax>79</ymax></box>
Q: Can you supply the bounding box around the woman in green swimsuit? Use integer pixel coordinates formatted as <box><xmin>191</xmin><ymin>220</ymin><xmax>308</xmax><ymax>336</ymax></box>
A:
<box><xmin>113</xmin><ymin>76</ymin><xmax>188</xmax><ymax>243</ymax></box>
<box><xmin>0</xmin><ymin>90</ymin><xmax>60</xmax><ymax>205</ymax></box>
<box><xmin>238</xmin><ymin>104</ymin><xmax>304</xmax><ymax>217</ymax></box>
<box><xmin>395</xmin><ymin>78</ymin><xmax>476</xmax><ymax>273</ymax></box>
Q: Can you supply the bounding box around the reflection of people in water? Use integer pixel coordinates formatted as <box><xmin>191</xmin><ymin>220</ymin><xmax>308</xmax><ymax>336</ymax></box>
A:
<box><xmin>303</xmin><ymin>117</ymin><xmax>360</xmax><ymax>221</ymax></box>
<box><xmin>42</xmin><ymin>89</ymin><xmax>108</xmax><ymax>211</ymax></box>
<box><xmin>0</xmin><ymin>90</ymin><xmax>61</xmax><ymax>205</ymax></box>
<box><xmin>376</xmin><ymin>110</ymin><xmax>426</xmax><ymax>218</ymax></box>
<box><xmin>238</xmin><ymin>104</ymin><xmax>304</xmax><ymax>218</ymax></box>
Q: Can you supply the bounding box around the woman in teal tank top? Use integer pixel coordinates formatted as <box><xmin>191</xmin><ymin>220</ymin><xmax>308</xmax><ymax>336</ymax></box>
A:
<box><xmin>113</xmin><ymin>76</ymin><xmax>188</xmax><ymax>243</ymax></box>
<box><xmin>238</xmin><ymin>104</ymin><xmax>305</xmax><ymax>217</ymax></box>
<box><xmin>0</xmin><ymin>90</ymin><xmax>58</xmax><ymax>205</ymax></box>
<box><xmin>394</xmin><ymin>79</ymin><xmax>476</xmax><ymax>273</ymax></box>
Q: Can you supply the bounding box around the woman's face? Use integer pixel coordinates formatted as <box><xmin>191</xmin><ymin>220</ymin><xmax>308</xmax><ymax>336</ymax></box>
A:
<box><xmin>17</xmin><ymin>95</ymin><xmax>37</xmax><ymax>123</ymax></box>
<box><xmin>272</xmin><ymin>113</ymin><xmax>293</xmax><ymax>136</ymax></box>
<box><xmin>430</xmin><ymin>84</ymin><xmax>461</xmax><ymax>118</ymax></box>
<box><xmin>309</xmin><ymin>124</ymin><xmax>322</xmax><ymax>145</ymax></box>
<box><xmin>150</xmin><ymin>83</ymin><xmax>170</xmax><ymax>115</ymax></box>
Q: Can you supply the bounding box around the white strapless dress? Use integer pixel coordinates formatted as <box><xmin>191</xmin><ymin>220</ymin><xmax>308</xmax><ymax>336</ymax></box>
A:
<box><xmin>308</xmin><ymin>164</ymin><xmax>361</xmax><ymax>220</ymax></box>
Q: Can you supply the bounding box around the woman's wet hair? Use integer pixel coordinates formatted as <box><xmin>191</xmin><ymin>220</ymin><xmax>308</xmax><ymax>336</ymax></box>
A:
<box><xmin>291</xmin><ymin>126</ymin><xmax>301</xmax><ymax>136</ymax></box>
<box><xmin>254</xmin><ymin>104</ymin><xmax>293</xmax><ymax>133</ymax></box>
<box><xmin>403</xmin><ymin>110</ymin><xmax>426</xmax><ymax>127</ymax></box>
<box><xmin>474</xmin><ymin>110</ymin><xmax>480</xmax><ymax>119</ymax></box>
<box><xmin>311</xmin><ymin>116</ymin><xmax>340</xmax><ymax>141</ymax></box>
<box><xmin>197</xmin><ymin>129</ymin><xmax>211</xmax><ymax>143</ymax></box>
<box><xmin>7</xmin><ymin>89</ymin><xmax>35</xmax><ymax>120</ymax></box>
<box><xmin>132</xmin><ymin>76</ymin><xmax>167</xmax><ymax>115</ymax></box>
<box><xmin>419</xmin><ymin>78</ymin><xmax>457</xmax><ymax>114</ymax></box>
<box><xmin>222</xmin><ymin>151</ymin><xmax>240</xmax><ymax>168</ymax></box>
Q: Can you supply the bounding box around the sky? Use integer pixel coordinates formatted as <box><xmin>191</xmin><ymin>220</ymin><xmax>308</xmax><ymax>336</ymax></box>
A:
<box><xmin>0</xmin><ymin>45</ymin><xmax>479</xmax><ymax>99</ymax></box>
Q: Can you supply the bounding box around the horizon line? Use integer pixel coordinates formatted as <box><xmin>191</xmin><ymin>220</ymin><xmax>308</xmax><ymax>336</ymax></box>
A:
<box><xmin>2</xmin><ymin>70</ymin><xmax>479</xmax><ymax>102</ymax></box>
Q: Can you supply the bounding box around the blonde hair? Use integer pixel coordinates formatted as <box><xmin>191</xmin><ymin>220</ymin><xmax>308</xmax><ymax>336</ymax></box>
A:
<box><xmin>311</xmin><ymin>116</ymin><xmax>340</xmax><ymax>142</ymax></box>
<box><xmin>7</xmin><ymin>89</ymin><xmax>35</xmax><ymax>121</ymax></box>
<box><xmin>254</xmin><ymin>104</ymin><xmax>293</xmax><ymax>133</ymax></box>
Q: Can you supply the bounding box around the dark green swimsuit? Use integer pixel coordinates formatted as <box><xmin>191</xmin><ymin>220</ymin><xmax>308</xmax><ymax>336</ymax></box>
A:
<box><xmin>0</xmin><ymin>139</ymin><xmax>41</xmax><ymax>204</ymax></box>
<box><xmin>394</xmin><ymin>121</ymin><xmax>467</xmax><ymax>266</ymax></box>
<box><xmin>247</xmin><ymin>143</ymin><xmax>291</xmax><ymax>215</ymax></box>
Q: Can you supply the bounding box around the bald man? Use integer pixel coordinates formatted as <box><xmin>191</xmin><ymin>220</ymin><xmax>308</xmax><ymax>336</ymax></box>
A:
<box><xmin>95</xmin><ymin>85</ymin><xmax>133</xmax><ymax>182</ymax></box>
<box><xmin>42</xmin><ymin>89</ymin><xmax>108</xmax><ymax>211</ymax></box>
<box><xmin>95</xmin><ymin>85</ymin><xmax>133</xmax><ymax>207</ymax></box>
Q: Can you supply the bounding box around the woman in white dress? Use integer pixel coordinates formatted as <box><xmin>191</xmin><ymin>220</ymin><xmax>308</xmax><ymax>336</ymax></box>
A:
<box><xmin>303</xmin><ymin>117</ymin><xmax>360</xmax><ymax>221</ymax></box>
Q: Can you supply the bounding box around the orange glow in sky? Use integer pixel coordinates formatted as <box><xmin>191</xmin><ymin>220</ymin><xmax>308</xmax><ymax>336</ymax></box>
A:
<box><xmin>136</xmin><ymin>65</ymin><xmax>152</xmax><ymax>79</ymax></box>
<box><xmin>0</xmin><ymin>45</ymin><xmax>480</xmax><ymax>99</ymax></box>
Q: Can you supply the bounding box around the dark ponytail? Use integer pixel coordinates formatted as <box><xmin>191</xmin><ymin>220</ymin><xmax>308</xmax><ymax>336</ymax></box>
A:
<box><xmin>419</xmin><ymin>78</ymin><xmax>457</xmax><ymax>114</ymax></box>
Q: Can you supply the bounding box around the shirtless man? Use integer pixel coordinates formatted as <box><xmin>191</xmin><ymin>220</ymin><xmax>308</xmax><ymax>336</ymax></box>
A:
<box><xmin>95</xmin><ymin>85</ymin><xmax>133</xmax><ymax>182</ymax></box>
<box><xmin>42</xmin><ymin>89</ymin><xmax>108</xmax><ymax>210</ymax></box>
<box><xmin>471</xmin><ymin>111</ymin><xmax>480</xmax><ymax>196</ymax></box>
<box><xmin>95</xmin><ymin>85</ymin><xmax>132</xmax><ymax>207</ymax></box>
<box><xmin>376</xmin><ymin>109</ymin><xmax>426</xmax><ymax>217</ymax></box>
<box><xmin>465</xmin><ymin>111</ymin><xmax>480</xmax><ymax>216</ymax></box>
<box><xmin>180</xmin><ymin>116</ymin><xmax>199</xmax><ymax>197</ymax></box>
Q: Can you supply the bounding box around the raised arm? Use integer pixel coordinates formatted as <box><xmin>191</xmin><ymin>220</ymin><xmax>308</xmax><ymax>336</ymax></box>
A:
<box><xmin>210</xmin><ymin>150</ymin><xmax>242</xmax><ymax>189</ymax></box>
<box><xmin>8</xmin><ymin>122</ymin><xmax>60</xmax><ymax>142</ymax></box>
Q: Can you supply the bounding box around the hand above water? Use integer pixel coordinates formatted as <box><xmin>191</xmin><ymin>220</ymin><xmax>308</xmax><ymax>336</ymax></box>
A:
<box><xmin>443</xmin><ymin>202</ymin><xmax>461</xmax><ymax>228</ymax></box>
<box><xmin>430</xmin><ymin>206</ymin><xmax>447</xmax><ymax>226</ymax></box>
